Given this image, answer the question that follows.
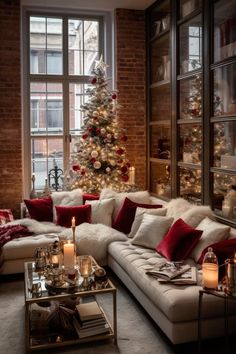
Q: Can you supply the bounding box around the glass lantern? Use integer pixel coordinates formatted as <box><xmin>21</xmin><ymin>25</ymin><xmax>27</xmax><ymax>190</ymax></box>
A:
<box><xmin>202</xmin><ymin>247</ymin><xmax>219</xmax><ymax>289</ymax></box>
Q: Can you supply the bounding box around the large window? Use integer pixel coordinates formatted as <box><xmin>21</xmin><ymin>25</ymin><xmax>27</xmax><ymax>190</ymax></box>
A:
<box><xmin>26</xmin><ymin>14</ymin><xmax>103</xmax><ymax>190</ymax></box>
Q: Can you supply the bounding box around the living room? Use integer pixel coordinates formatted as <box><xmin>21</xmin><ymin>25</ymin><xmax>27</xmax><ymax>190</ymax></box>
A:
<box><xmin>1</xmin><ymin>0</ymin><xmax>236</xmax><ymax>354</ymax></box>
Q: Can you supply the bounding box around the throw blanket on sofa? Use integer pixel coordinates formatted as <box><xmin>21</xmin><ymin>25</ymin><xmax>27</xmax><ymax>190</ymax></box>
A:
<box><xmin>58</xmin><ymin>223</ymin><xmax>127</xmax><ymax>264</ymax></box>
<box><xmin>0</xmin><ymin>224</ymin><xmax>33</xmax><ymax>248</ymax></box>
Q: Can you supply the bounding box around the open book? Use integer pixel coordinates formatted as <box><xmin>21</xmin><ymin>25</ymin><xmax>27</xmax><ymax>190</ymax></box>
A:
<box><xmin>146</xmin><ymin>262</ymin><xmax>191</xmax><ymax>281</ymax></box>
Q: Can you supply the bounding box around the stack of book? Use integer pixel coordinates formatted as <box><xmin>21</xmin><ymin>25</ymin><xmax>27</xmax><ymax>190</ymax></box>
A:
<box><xmin>73</xmin><ymin>301</ymin><xmax>110</xmax><ymax>338</ymax></box>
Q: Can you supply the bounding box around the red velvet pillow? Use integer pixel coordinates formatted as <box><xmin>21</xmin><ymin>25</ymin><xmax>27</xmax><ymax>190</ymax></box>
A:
<box><xmin>82</xmin><ymin>193</ymin><xmax>99</xmax><ymax>204</ymax></box>
<box><xmin>156</xmin><ymin>218</ymin><xmax>203</xmax><ymax>261</ymax></box>
<box><xmin>198</xmin><ymin>239</ymin><xmax>236</xmax><ymax>265</ymax></box>
<box><xmin>55</xmin><ymin>204</ymin><xmax>91</xmax><ymax>228</ymax></box>
<box><xmin>113</xmin><ymin>197</ymin><xmax>162</xmax><ymax>234</ymax></box>
<box><xmin>0</xmin><ymin>209</ymin><xmax>14</xmax><ymax>225</ymax></box>
<box><xmin>24</xmin><ymin>197</ymin><xmax>53</xmax><ymax>222</ymax></box>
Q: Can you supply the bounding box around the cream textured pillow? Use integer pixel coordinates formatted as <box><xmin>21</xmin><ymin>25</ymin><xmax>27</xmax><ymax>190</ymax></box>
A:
<box><xmin>181</xmin><ymin>205</ymin><xmax>215</xmax><ymax>228</ymax></box>
<box><xmin>131</xmin><ymin>214</ymin><xmax>173</xmax><ymax>249</ymax></box>
<box><xmin>191</xmin><ymin>217</ymin><xmax>230</xmax><ymax>262</ymax></box>
<box><xmin>51</xmin><ymin>188</ymin><xmax>83</xmax><ymax>220</ymax></box>
<box><xmin>166</xmin><ymin>198</ymin><xmax>192</xmax><ymax>220</ymax></box>
<box><xmin>85</xmin><ymin>198</ymin><xmax>115</xmax><ymax>226</ymax></box>
<box><xmin>99</xmin><ymin>188</ymin><xmax>151</xmax><ymax>219</ymax></box>
<box><xmin>128</xmin><ymin>207</ymin><xmax>167</xmax><ymax>238</ymax></box>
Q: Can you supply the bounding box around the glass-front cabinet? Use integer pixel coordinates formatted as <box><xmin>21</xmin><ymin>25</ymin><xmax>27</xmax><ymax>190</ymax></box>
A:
<box><xmin>147</xmin><ymin>0</ymin><xmax>236</xmax><ymax>224</ymax></box>
<box><xmin>148</xmin><ymin>0</ymin><xmax>171</xmax><ymax>199</ymax></box>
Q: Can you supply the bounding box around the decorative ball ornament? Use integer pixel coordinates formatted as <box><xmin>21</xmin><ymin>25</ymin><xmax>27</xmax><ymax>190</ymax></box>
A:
<box><xmin>122</xmin><ymin>174</ymin><xmax>129</xmax><ymax>182</ymax></box>
<box><xmin>72</xmin><ymin>164</ymin><xmax>80</xmax><ymax>172</ymax></box>
<box><xmin>91</xmin><ymin>150</ymin><xmax>99</xmax><ymax>158</ymax></box>
<box><xmin>112</xmin><ymin>93</ymin><xmax>117</xmax><ymax>100</ymax></box>
<box><xmin>110</xmin><ymin>160</ymin><xmax>116</xmax><ymax>166</ymax></box>
<box><xmin>82</xmin><ymin>134</ymin><xmax>88</xmax><ymax>140</ymax></box>
<box><xmin>121</xmin><ymin>166</ymin><xmax>128</xmax><ymax>174</ymax></box>
<box><xmin>116</xmin><ymin>148</ymin><xmax>124</xmax><ymax>156</ymax></box>
<box><xmin>106</xmin><ymin>167</ymin><xmax>111</xmax><ymax>173</ymax></box>
<box><xmin>91</xmin><ymin>77</ymin><xmax>97</xmax><ymax>84</ymax></box>
<box><xmin>94</xmin><ymin>161</ymin><xmax>101</xmax><ymax>169</ymax></box>
<box><xmin>101</xmin><ymin>128</ymin><xmax>106</xmax><ymax>134</ymax></box>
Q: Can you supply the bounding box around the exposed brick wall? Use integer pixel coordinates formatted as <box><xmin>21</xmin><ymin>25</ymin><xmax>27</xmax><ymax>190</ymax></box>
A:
<box><xmin>0</xmin><ymin>0</ymin><xmax>22</xmax><ymax>218</ymax></box>
<box><xmin>115</xmin><ymin>9</ymin><xmax>147</xmax><ymax>190</ymax></box>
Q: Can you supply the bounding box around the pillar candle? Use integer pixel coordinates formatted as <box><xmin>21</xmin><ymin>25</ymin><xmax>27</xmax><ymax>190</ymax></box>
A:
<box><xmin>202</xmin><ymin>263</ymin><xmax>218</xmax><ymax>289</ymax></box>
<box><xmin>129</xmin><ymin>167</ymin><xmax>135</xmax><ymax>185</ymax></box>
<box><xmin>63</xmin><ymin>242</ymin><xmax>74</xmax><ymax>268</ymax></box>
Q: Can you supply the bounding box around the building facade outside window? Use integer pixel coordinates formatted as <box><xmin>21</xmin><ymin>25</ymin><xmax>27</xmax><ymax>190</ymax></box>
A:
<box><xmin>24</xmin><ymin>12</ymin><xmax>105</xmax><ymax>191</ymax></box>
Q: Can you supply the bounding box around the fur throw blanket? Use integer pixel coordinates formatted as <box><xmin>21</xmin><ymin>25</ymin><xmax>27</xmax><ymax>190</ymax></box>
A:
<box><xmin>58</xmin><ymin>223</ymin><xmax>127</xmax><ymax>264</ymax></box>
<box><xmin>4</xmin><ymin>218</ymin><xmax>65</xmax><ymax>235</ymax></box>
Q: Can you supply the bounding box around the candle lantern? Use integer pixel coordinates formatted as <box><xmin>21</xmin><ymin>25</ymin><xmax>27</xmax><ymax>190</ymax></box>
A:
<box><xmin>225</xmin><ymin>255</ymin><xmax>236</xmax><ymax>296</ymax></box>
<box><xmin>202</xmin><ymin>247</ymin><xmax>219</xmax><ymax>289</ymax></box>
<box><xmin>49</xmin><ymin>241</ymin><xmax>62</xmax><ymax>268</ymax></box>
<box><xmin>79</xmin><ymin>255</ymin><xmax>92</xmax><ymax>288</ymax></box>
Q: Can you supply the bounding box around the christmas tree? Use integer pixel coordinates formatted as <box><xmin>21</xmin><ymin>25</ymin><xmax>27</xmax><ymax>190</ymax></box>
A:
<box><xmin>67</xmin><ymin>58</ymin><xmax>132</xmax><ymax>194</ymax></box>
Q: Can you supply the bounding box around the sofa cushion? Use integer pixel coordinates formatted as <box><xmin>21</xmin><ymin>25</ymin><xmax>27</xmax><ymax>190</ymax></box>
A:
<box><xmin>82</xmin><ymin>193</ymin><xmax>99</xmax><ymax>204</ymax></box>
<box><xmin>0</xmin><ymin>209</ymin><xmax>14</xmax><ymax>225</ymax></box>
<box><xmin>129</xmin><ymin>207</ymin><xmax>167</xmax><ymax>238</ymax></box>
<box><xmin>191</xmin><ymin>217</ymin><xmax>230</xmax><ymax>262</ymax></box>
<box><xmin>180</xmin><ymin>205</ymin><xmax>215</xmax><ymax>228</ymax></box>
<box><xmin>156</xmin><ymin>218</ymin><xmax>203</xmax><ymax>261</ymax></box>
<box><xmin>131</xmin><ymin>214</ymin><xmax>173</xmax><ymax>249</ymax></box>
<box><xmin>51</xmin><ymin>188</ymin><xmax>83</xmax><ymax>220</ymax></box>
<box><xmin>85</xmin><ymin>198</ymin><xmax>115</xmax><ymax>226</ymax></box>
<box><xmin>108</xmin><ymin>240</ymin><xmax>234</xmax><ymax>322</ymax></box>
<box><xmin>24</xmin><ymin>197</ymin><xmax>53</xmax><ymax>222</ymax></box>
<box><xmin>55</xmin><ymin>204</ymin><xmax>91</xmax><ymax>228</ymax></box>
<box><xmin>99</xmin><ymin>188</ymin><xmax>151</xmax><ymax>220</ymax></box>
<box><xmin>113</xmin><ymin>197</ymin><xmax>162</xmax><ymax>234</ymax></box>
<box><xmin>198</xmin><ymin>238</ymin><xmax>236</xmax><ymax>266</ymax></box>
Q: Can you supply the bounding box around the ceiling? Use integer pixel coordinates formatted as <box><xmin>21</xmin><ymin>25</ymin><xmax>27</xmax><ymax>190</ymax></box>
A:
<box><xmin>21</xmin><ymin>0</ymin><xmax>156</xmax><ymax>11</ymax></box>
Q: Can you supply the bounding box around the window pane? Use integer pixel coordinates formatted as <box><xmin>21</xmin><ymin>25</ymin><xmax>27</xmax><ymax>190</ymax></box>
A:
<box><xmin>150</xmin><ymin>161</ymin><xmax>171</xmax><ymax>198</ymax></box>
<box><xmin>150</xmin><ymin>84</ymin><xmax>171</xmax><ymax>121</ymax></box>
<box><xmin>179</xmin><ymin>167</ymin><xmax>201</xmax><ymax>203</ymax></box>
<box><xmin>31</xmin><ymin>138</ymin><xmax>63</xmax><ymax>190</ymax></box>
<box><xmin>69</xmin><ymin>83</ymin><xmax>88</xmax><ymax>136</ymax></box>
<box><xmin>214</xmin><ymin>0</ymin><xmax>236</xmax><ymax>63</ymax></box>
<box><xmin>30</xmin><ymin>82</ymin><xmax>63</xmax><ymax>135</ymax></box>
<box><xmin>213</xmin><ymin>62</ymin><xmax>236</xmax><ymax>116</ymax></box>
<box><xmin>179</xmin><ymin>15</ymin><xmax>202</xmax><ymax>74</ymax></box>
<box><xmin>30</xmin><ymin>16</ymin><xmax>62</xmax><ymax>75</ymax></box>
<box><xmin>213</xmin><ymin>172</ymin><xmax>236</xmax><ymax>219</ymax></box>
<box><xmin>68</xmin><ymin>19</ymin><xmax>99</xmax><ymax>75</ymax></box>
<box><xmin>151</xmin><ymin>33</ymin><xmax>170</xmax><ymax>83</ymax></box>
<box><xmin>179</xmin><ymin>124</ymin><xmax>202</xmax><ymax>164</ymax></box>
<box><xmin>213</xmin><ymin>122</ymin><xmax>236</xmax><ymax>169</ymax></box>
<box><xmin>179</xmin><ymin>0</ymin><xmax>201</xmax><ymax>19</ymax></box>
<box><xmin>150</xmin><ymin>124</ymin><xmax>171</xmax><ymax>159</ymax></box>
<box><xmin>179</xmin><ymin>75</ymin><xmax>202</xmax><ymax>120</ymax></box>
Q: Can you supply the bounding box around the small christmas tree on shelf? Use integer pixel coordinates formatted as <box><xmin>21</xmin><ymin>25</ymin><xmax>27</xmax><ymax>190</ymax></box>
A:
<box><xmin>67</xmin><ymin>57</ymin><xmax>134</xmax><ymax>194</ymax></box>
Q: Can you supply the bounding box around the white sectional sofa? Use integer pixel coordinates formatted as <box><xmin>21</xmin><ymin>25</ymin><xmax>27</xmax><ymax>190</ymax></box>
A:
<box><xmin>1</xmin><ymin>189</ymin><xmax>236</xmax><ymax>344</ymax></box>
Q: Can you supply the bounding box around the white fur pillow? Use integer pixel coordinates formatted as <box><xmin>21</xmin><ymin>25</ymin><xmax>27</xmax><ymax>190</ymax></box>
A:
<box><xmin>128</xmin><ymin>207</ymin><xmax>167</xmax><ymax>238</ymax></box>
<box><xmin>191</xmin><ymin>217</ymin><xmax>230</xmax><ymax>262</ymax></box>
<box><xmin>100</xmin><ymin>188</ymin><xmax>151</xmax><ymax>219</ymax></box>
<box><xmin>85</xmin><ymin>198</ymin><xmax>115</xmax><ymax>226</ymax></box>
<box><xmin>131</xmin><ymin>214</ymin><xmax>173</xmax><ymax>249</ymax></box>
<box><xmin>181</xmin><ymin>205</ymin><xmax>215</xmax><ymax>228</ymax></box>
<box><xmin>166</xmin><ymin>198</ymin><xmax>192</xmax><ymax>220</ymax></box>
<box><xmin>51</xmin><ymin>188</ymin><xmax>83</xmax><ymax>220</ymax></box>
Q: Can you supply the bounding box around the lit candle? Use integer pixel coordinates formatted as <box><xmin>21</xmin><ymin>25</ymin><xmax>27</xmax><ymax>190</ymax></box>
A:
<box><xmin>202</xmin><ymin>263</ymin><xmax>219</xmax><ymax>289</ymax></box>
<box><xmin>72</xmin><ymin>217</ymin><xmax>76</xmax><ymax>228</ymax></box>
<box><xmin>63</xmin><ymin>242</ymin><xmax>75</xmax><ymax>268</ymax></box>
<box><xmin>80</xmin><ymin>256</ymin><xmax>92</xmax><ymax>278</ymax></box>
<box><xmin>51</xmin><ymin>254</ymin><xmax>59</xmax><ymax>267</ymax></box>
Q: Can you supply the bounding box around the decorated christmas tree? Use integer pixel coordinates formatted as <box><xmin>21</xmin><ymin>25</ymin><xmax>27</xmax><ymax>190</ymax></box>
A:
<box><xmin>67</xmin><ymin>58</ymin><xmax>133</xmax><ymax>194</ymax></box>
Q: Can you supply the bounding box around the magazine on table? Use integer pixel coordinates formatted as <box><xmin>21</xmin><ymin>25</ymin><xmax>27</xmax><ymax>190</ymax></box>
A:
<box><xmin>157</xmin><ymin>266</ymin><xmax>197</xmax><ymax>285</ymax></box>
<box><xmin>145</xmin><ymin>262</ymin><xmax>191</xmax><ymax>280</ymax></box>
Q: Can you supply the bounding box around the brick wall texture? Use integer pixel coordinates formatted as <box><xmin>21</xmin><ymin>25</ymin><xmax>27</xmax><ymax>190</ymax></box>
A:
<box><xmin>0</xmin><ymin>5</ymin><xmax>146</xmax><ymax>217</ymax></box>
<box><xmin>0</xmin><ymin>0</ymin><xmax>22</xmax><ymax>217</ymax></box>
<box><xmin>115</xmin><ymin>9</ymin><xmax>147</xmax><ymax>190</ymax></box>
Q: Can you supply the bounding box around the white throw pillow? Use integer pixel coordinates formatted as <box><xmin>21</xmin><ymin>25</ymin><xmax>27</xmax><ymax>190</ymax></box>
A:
<box><xmin>128</xmin><ymin>207</ymin><xmax>167</xmax><ymax>238</ymax></box>
<box><xmin>51</xmin><ymin>188</ymin><xmax>83</xmax><ymax>220</ymax></box>
<box><xmin>85</xmin><ymin>198</ymin><xmax>115</xmax><ymax>226</ymax></box>
<box><xmin>131</xmin><ymin>214</ymin><xmax>173</xmax><ymax>249</ymax></box>
<box><xmin>191</xmin><ymin>217</ymin><xmax>230</xmax><ymax>262</ymax></box>
<box><xmin>181</xmin><ymin>205</ymin><xmax>215</xmax><ymax>228</ymax></box>
<box><xmin>100</xmin><ymin>188</ymin><xmax>151</xmax><ymax>219</ymax></box>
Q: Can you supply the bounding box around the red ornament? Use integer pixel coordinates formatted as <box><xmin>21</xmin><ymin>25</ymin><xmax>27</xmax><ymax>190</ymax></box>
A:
<box><xmin>126</xmin><ymin>162</ymin><xmax>131</xmax><ymax>168</ymax></box>
<box><xmin>72</xmin><ymin>164</ymin><xmax>80</xmax><ymax>172</ymax></box>
<box><xmin>96</xmin><ymin>128</ymin><xmax>100</xmax><ymax>134</ymax></box>
<box><xmin>90</xmin><ymin>158</ymin><xmax>96</xmax><ymax>163</ymax></box>
<box><xmin>112</xmin><ymin>93</ymin><xmax>117</xmax><ymax>99</ymax></box>
<box><xmin>91</xmin><ymin>77</ymin><xmax>97</xmax><ymax>84</ymax></box>
<box><xmin>88</xmin><ymin>127</ymin><xmax>94</xmax><ymax>133</ymax></box>
<box><xmin>121</xmin><ymin>166</ymin><xmax>128</xmax><ymax>174</ymax></box>
<box><xmin>121</xmin><ymin>174</ymin><xmax>129</xmax><ymax>182</ymax></box>
<box><xmin>116</xmin><ymin>148</ymin><xmax>124</xmax><ymax>156</ymax></box>
<box><xmin>121</xmin><ymin>135</ymin><xmax>128</xmax><ymax>142</ymax></box>
<box><xmin>82</xmin><ymin>133</ymin><xmax>88</xmax><ymax>140</ymax></box>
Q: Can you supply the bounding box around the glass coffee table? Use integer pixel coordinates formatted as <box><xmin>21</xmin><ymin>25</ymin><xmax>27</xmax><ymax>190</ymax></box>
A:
<box><xmin>24</xmin><ymin>256</ymin><xmax>117</xmax><ymax>352</ymax></box>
